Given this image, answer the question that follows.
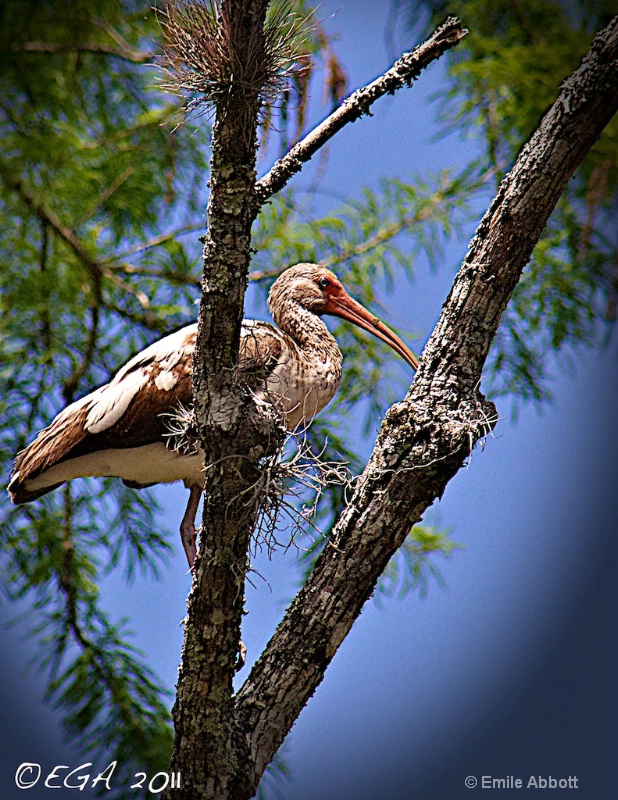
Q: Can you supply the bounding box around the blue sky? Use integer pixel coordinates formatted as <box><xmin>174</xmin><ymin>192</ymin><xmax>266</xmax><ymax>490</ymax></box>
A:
<box><xmin>1</xmin><ymin>3</ymin><xmax>617</xmax><ymax>799</ymax></box>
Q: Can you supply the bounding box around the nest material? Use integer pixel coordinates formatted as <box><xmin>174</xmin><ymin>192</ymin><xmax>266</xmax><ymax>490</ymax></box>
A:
<box><xmin>161</xmin><ymin>402</ymin><xmax>200</xmax><ymax>456</ymax></box>
<box><xmin>243</xmin><ymin>431</ymin><xmax>353</xmax><ymax>558</ymax></box>
<box><xmin>162</xmin><ymin>401</ymin><xmax>352</xmax><ymax>556</ymax></box>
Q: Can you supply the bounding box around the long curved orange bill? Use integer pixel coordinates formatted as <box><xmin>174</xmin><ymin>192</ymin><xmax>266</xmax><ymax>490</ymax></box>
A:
<box><xmin>326</xmin><ymin>291</ymin><xmax>419</xmax><ymax>372</ymax></box>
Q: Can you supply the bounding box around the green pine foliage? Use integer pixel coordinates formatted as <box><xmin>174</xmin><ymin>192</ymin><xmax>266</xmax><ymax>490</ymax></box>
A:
<box><xmin>400</xmin><ymin>0</ymin><xmax>617</xmax><ymax>403</ymax></box>
<box><xmin>0</xmin><ymin>0</ymin><xmax>205</xmax><ymax>780</ymax></box>
<box><xmin>377</xmin><ymin>524</ymin><xmax>463</xmax><ymax>601</ymax></box>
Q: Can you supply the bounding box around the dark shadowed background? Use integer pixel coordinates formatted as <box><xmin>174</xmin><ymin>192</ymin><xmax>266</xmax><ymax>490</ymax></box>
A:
<box><xmin>1</xmin><ymin>2</ymin><xmax>616</xmax><ymax>798</ymax></box>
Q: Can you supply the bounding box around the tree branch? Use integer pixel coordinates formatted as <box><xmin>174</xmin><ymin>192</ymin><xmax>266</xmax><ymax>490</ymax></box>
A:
<box><xmin>10</xmin><ymin>13</ymin><xmax>155</xmax><ymax>64</ymax></box>
<box><xmin>11</xmin><ymin>40</ymin><xmax>152</xmax><ymax>64</ymax></box>
<box><xmin>167</xmin><ymin>2</ymin><xmax>284</xmax><ymax>798</ymax></box>
<box><xmin>0</xmin><ymin>165</ymin><xmax>170</xmax><ymax>334</ymax></box>
<box><xmin>165</xmin><ymin>13</ymin><xmax>471</xmax><ymax>795</ymax></box>
<box><xmin>0</xmin><ymin>165</ymin><xmax>104</xmax><ymax>293</ymax></box>
<box><xmin>253</xmin><ymin>16</ymin><xmax>468</xmax><ymax>207</ymax></box>
<box><xmin>322</xmin><ymin>166</ymin><xmax>493</xmax><ymax>270</ymax></box>
<box><xmin>234</xmin><ymin>16</ymin><xmax>618</xmax><ymax>790</ymax></box>
<box><xmin>104</xmin><ymin>222</ymin><xmax>204</xmax><ymax>261</ymax></box>
<box><xmin>62</xmin><ymin>304</ymin><xmax>100</xmax><ymax>402</ymax></box>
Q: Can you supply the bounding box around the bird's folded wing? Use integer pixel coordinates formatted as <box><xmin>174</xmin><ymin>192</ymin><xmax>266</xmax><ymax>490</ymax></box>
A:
<box><xmin>238</xmin><ymin>320</ymin><xmax>285</xmax><ymax>386</ymax></box>
<box><xmin>9</xmin><ymin>325</ymin><xmax>197</xmax><ymax>498</ymax></box>
<box><xmin>9</xmin><ymin>321</ymin><xmax>290</xmax><ymax>503</ymax></box>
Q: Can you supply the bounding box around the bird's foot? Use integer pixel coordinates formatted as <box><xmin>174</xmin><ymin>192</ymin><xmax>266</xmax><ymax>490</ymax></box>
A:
<box><xmin>180</xmin><ymin>519</ymin><xmax>197</xmax><ymax>569</ymax></box>
<box><xmin>180</xmin><ymin>484</ymin><xmax>202</xmax><ymax>568</ymax></box>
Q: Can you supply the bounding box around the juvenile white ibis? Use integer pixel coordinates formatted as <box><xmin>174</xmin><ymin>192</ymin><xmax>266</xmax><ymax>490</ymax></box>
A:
<box><xmin>8</xmin><ymin>263</ymin><xmax>418</xmax><ymax>566</ymax></box>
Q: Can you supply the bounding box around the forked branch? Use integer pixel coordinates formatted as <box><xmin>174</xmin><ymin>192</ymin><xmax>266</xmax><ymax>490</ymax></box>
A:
<box><xmin>164</xmin><ymin>9</ymin><xmax>469</xmax><ymax>800</ymax></box>
<box><xmin>234</xmin><ymin>16</ymin><xmax>618</xmax><ymax>791</ymax></box>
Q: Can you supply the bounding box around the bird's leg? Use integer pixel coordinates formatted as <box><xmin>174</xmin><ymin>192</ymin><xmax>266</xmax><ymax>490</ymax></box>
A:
<box><xmin>180</xmin><ymin>484</ymin><xmax>202</xmax><ymax>568</ymax></box>
<box><xmin>180</xmin><ymin>485</ymin><xmax>247</xmax><ymax>667</ymax></box>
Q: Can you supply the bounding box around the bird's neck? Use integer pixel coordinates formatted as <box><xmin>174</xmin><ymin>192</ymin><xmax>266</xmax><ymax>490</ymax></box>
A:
<box><xmin>276</xmin><ymin>302</ymin><xmax>341</xmax><ymax>361</ymax></box>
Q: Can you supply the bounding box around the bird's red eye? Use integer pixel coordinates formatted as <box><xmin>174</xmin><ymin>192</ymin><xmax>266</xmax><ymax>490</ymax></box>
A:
<box><xmin>318</xmin><ymin>276</ymin><xmax>330</xmax><ymax>289</ymax></box>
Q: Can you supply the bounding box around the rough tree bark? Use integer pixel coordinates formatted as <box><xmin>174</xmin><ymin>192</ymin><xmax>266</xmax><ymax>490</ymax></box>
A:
<box><xmin>166</xmin><ymin>7</ymin><xmax>618</xmax><ymax>799</ymax></box>
<box><xmin>171</xmin><ymin>1</ymin><xmax>276</xmax><ymax>797</ymax></box>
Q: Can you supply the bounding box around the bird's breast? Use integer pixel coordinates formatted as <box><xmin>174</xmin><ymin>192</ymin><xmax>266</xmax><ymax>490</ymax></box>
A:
<box><xmin>264</xmin><ymin>345</ymin><xmax>343</xmax><ymax>430</ymax></box>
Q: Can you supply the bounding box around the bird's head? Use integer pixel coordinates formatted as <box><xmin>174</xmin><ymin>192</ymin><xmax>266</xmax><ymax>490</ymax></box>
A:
<box><xmin>268</xmin><ymin>263</ymin><xmax>342</xmax><ymax>316</ymax></box>
<box><xmin>268</xmin><ymin>263</ymin><xmax>419</xmax><ymax>371</ymax></box>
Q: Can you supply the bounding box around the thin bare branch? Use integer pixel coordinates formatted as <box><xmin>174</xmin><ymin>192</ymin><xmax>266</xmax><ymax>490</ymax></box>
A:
<box><xmin>75</xmin><ymin>164</ymin><xmax>136</xmax><ymax>226</ymax></box>
<box><xmin>323</xmin><ymin>169</ymin><xmax>490</xmax><ymax>269</ymax></box>
<box><xmin>11</xmin><ymin>40</ymin><xmax>152</xmax><ymax>64</ymax></box>
<box><xmin>62</xmin><ymin>304</ymin><xmax>101</xmax><ymax>403</ymax></box>
<box><xmin>253</xmin><ymin>16</ymin><xmax>468</xmax><ymax>207</ymax></box>
<box><xmin>53</xmin><ymin>487</ymin><xmax>156</xmax><ymax>755</ymax></box>
<box><xmin>0</xmin><ymin>164</ymin><xmax>168</xmax><ymax>333</ymax></box>
<box><xmin>104</xmin><ymin>222</ymin><xmax>204</xmax><ymax>261</ymax></box>
<box><xmin>102</xmin><ymin>301</ymin><xmax>168</xmax><ymax>333</ymax></box>
<box><xmin>0</xmin><ymin>163</ymin><xmax>104</xmax><ymax>293</ymax></box>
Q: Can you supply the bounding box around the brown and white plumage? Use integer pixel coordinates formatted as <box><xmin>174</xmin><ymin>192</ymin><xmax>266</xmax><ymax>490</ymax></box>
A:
<box><xmin>8</xmin><ymin>263</ymin><xmax>418</xmax><ymax>566</ymax></box>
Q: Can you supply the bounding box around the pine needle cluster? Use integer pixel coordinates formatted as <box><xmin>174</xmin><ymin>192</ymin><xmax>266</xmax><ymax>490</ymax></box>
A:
<box><xmin>157</xmin><ymin>0</ymin><xmax>313</xmax><ymax>118</ymax></box>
